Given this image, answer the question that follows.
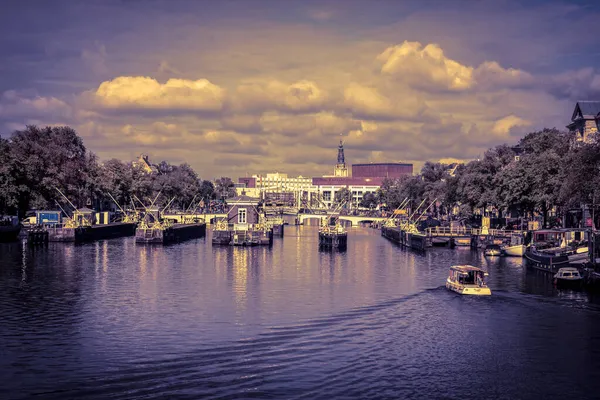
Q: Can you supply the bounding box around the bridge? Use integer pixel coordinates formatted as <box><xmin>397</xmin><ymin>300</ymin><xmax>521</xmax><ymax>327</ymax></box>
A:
<box><xmin>298</xmin><ymin>213</ymin><xmax>386</xmax><ymax>227</ymax></box>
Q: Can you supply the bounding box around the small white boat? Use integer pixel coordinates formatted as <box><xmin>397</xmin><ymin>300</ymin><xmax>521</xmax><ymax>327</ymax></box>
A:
<box><xmin>484</xmin><ymin>244</ymin><xmax>502</xmax><ymax>257</ymax></box>
<box><xmin>503</xmin><ymin>244</ymin><xmax>525</xmax><ymax>257</ymax></box>
<box><xmin>553</xmin><ymin>267</ymin><xmax>583</xmax><ymax>287</ymax></box>
<box><xmin>446</xmin><ymin>265</ymin><xmax>491</xmax><ymax>296</ymax></box>
<box><xmin>502</xmin><ymin>234</ymin><xmax>526</xmax><ymax>257</ymax></box>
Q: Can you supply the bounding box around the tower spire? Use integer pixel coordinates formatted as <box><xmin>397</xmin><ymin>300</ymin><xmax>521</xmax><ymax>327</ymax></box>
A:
<box><xmin>334</xmin><ymin>135</ymin><xmax>348</xmax><ymax>177</ymax></box>
<box><xmin>337</xmin><ymin>137</ymin><xmax>345</xmax><ymax>164</ymax></box>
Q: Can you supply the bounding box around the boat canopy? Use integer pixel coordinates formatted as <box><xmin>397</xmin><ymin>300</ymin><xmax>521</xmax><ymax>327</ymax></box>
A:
<box><xmin>450</xmin><ymin>265</ymin><xmax>488</xmax><ymax>275</ymax></box>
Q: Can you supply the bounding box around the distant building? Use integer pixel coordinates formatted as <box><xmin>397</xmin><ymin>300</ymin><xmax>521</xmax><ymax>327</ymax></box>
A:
<box><xmin>237</xmin><ymin>173</ymin><xmax>315</xmax><ymax>205</ymax></box>
<box><xmin>567</xmin><ymin>101</ymin><xmax>600</xmax><ymax>143</ymax></box>
<box><xmin>133</xmin><ymin>154</ymin><xmax>159</xmax><ymax>174</ymax></box>
<box><xmin>313</xmin><ymin>141</ymin><xmax>413</xmax><ymax>208</ymax></box>
<box><xmin>334</xmin><ymin>140</ymin><xmax>349</xmax><ymax>177</ymax></box>
<box><xmin>312</xmin><ymin>177</ymin><xmax>382</xmax><ymax>208</ymax></box>
<box><xmin>352</xmin><ymin>163</ymin><xmax>413</xmax><ymax>178</ymax></box>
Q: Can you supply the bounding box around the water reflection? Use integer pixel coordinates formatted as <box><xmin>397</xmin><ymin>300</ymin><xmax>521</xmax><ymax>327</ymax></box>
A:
<box><xmin>1</xmin><ymin>229</ymin><xmax>600</xmax><ymax>399</ymax></box>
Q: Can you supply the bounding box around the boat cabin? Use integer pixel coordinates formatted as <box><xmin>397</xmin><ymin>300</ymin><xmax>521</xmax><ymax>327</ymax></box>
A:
<box><xmin>554</xmin><ymin>267</ymin><xmax>581</xmax><ymax>280</ymax></box>
<box><xmin>532</xmin><ymin>229</ymin><xmax>588</xmax><ymax>250</ymax></box>
<box><xmin>72</xmin><ymin>208</ymin><xmax>95</xmax><ymax>227</ymax></box>
<box><xmin>449</xmin><ymin>265</ymin><xmax>488</xmax><ymax>285</ymax></box>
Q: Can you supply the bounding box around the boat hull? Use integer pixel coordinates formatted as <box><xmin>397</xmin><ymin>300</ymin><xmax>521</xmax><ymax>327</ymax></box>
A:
<box><xmin>524</xmin><ymin>249</ymin><xmax>587</xmax><ymax>272</ymax></box>
<box><xmin>319</xmin><ymin>231</ymin><xmax>347</xmax><ymax>250</ymax></box>
<box><xmin>136</xmin><ymin>223</ymin><xmax>206</xmax><ymax>244</ymax></box>
<box><xmin>446</xmin><ymin>279</ymin><xmax>491</xmax><ymax>296</ymax></box>
<box><xmin>0</xmin><ymin>225</ymin><xmax>21</xmax><ymax>242</ymax></box>
<box><xmin>554</xmin><ymin>277</ymin><xmax>584</xmax><ymax>288</ymax></box>
<box><xmin>503</xmin><ymin>244</ymin><xmax>525</xmax><ymax>257</ymax></box>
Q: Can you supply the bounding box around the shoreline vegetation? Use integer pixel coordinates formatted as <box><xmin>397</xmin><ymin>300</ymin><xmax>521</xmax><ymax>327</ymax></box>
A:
<box><xmin>1</xmin><ymin>125</ymin><xmax>599</xmax><ymax>229</ymax></box>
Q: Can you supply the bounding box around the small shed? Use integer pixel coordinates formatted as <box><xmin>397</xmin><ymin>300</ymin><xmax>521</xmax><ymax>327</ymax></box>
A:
<box><xmin>226</xmin><ymin>195</ymin><xmax>262</xmax><ymax>227</ymax></box>
<box><xmin>73</xmin><ymin>208</ymin><xmax>95</xmax><ymax>226</ymax></box>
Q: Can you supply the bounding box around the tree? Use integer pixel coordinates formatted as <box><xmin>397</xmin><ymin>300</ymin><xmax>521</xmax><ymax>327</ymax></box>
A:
<box><xmin>7</xmin><ymin>125</ymin><xmax>99</xmax><ymax>216</ymax></box>
<box><xmin>334</xmin><ymin>187</ymin><xmax>352</xmax><ymax>207</ymax></box>
<box><xmin>199</xmin><ymin>180</ymin><xmax>215</xmax><ymax>201</ymax></box>
<box><xmin>0</xmin><ymin>136</ymin><xmax>19</xmax><ymax>215</ymax></box>
<box><xmin>215</xmin><ymin>177</ymin><xmax>237</xmax><ymax>199</ymax></box>
<box><xmin>359</xmin><ymin>192</ymin><xmax>378</xmax><ymax>209</ymax></box>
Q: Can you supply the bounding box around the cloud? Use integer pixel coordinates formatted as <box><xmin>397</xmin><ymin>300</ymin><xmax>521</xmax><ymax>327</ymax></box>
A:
<box><xmin>377</xmin><ymin>41</ymin><xmax>474</xmax><ymax>91</ymax></box>
<box><xmin>0</xmin><ymin>90</ymin><xmax>73</xmax><ymax>121</ymax></box>
<box><xmin>91</xmin><ymin>76</ymin><xmax>226</xmax><ymax>112</ymax></box>
<box><xmin>81</xmin><ymin>41</ymin><xmax>108</xmax><ymax>76</ymax></box>
<box><xmin>341</xmin><ymin>82</ymin><xmax>429</xmax><ymax>120</ymax></box>
<box><xmin>228</xmin><ymin>79</ymin><xmax>329</xmax><ymax>113</ymax></box>
<box><xmin>377</xmin><ymin>41</ymin><xmax>533</xmax><ymax>93</ymax></box>
<box><xmin>2</xmin><ymin>2</ymin><xmax>595</xmax><ymax>178</ymax></box>
<box><xmin>492</xmin><ymin>115</ymin><xmax>532</xmax><ymax>137</ymax></box>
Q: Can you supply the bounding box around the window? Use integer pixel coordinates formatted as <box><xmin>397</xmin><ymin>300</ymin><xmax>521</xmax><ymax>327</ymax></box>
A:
<box><xmin>323</xmin><ymin>191</ymin><xmax>331</xmax><ymax>201</ymax></box>
<box><xmin>238</xmin><ymin>208</ymin><xmax>247</xmax><ymax>224</ymax></box>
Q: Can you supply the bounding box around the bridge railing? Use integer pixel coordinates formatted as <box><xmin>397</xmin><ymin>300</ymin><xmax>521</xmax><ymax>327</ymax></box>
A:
<box><xmin>426</xmin><ymin>226</ymin><xmax>470</xmax><ymax>236</ymax></box>
<box><xmin>426</xmin><ymin>227</ymin><xmax>526</xmax><ymax>236</ymax></box>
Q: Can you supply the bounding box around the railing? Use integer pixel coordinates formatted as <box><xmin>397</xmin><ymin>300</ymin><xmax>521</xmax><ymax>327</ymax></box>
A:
<box><xmin>426</xmin><ymin>227</ymin><xmax>526</xmax><ymax>237</ymax></box>
<box><xmin>426</xmin><ymin>227</ymin><xmax>470</xmax><ymax>236</ymax></box>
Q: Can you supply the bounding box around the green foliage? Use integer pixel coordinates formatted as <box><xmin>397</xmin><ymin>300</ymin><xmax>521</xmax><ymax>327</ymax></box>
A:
<box><xmin>214</xmin><ymin>177</ymin><xmax>237</xmax><ymax>199</ymax></box>
<box><xmin>334</xmin><ymin>187</ymin><xmax>352</xmax><ymax>206</ymax></box>
<box><xmin>0</xmin><ymin>125</ymin><xmax>218</xmax><ymax>217</ymax></box>
<box><xmin>359</xmin><ymin>192</ymin><xmax>377</xmax><ymax>209</ymax></box>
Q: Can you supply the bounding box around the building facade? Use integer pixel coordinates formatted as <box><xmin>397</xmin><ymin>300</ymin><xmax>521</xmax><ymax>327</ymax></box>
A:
<box><xmin>567</xmin><ymin>101</ymin><xmax>600</xmax><ymax>143</ymax></box>
<box><xmin>236</xmin><ymin>141</ymin><xmax>413</xmax><ymax>209</ymax></box>
<box><xmin>352</xmin><ymin>163</ymin><xmax>413</xmax><ymax>178</ymax></box>
<box><xmin>237</xmin><ymin>173</ymin><xmax>315</xmax><ymax>205</ymax></box>
<box><xmin>311</xmin><ymin>177</ymin><xmax>382</xmax><ymax>209</ymax></box>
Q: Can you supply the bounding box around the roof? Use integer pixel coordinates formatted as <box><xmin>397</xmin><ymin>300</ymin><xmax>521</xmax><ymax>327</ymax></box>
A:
<box><xmin>227</xmin><ymin>195</ymin><xmax>260</xmax><ymax>203</ymax></box>
<box><xmin>352</xmin><ymin>163</ymin><xmax>413</xmax><ymax>167</ymax></box>
<box><xmin>450</xmin><ymin>265</ymin><xmax>484</xmax><ymax>272</ymax></box>
<box><xmin>571</xmin><ymin>101</ymin><xmax>600</xmax><ymax>121</ymax></box>
<box><xmin>312</xmin><ymin>176</ymin><xmax>384</xmax><ymax>186</ymax></box>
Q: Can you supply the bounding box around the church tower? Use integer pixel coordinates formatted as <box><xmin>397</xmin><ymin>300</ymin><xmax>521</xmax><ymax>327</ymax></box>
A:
<box><xmin>334</xmin><ymin>138</ymin><xmax>349</xmax><ymax>177</ymax></box>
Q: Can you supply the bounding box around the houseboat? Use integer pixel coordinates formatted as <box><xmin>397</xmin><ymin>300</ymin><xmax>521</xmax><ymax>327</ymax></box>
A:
<box><xmin>446</xmin><ymin>265</ymin><xmax>491</xmax><ymax>296</ymax></box>
<box><xmin>318</xmin><ymin>216</ymin><xmax>347</xmax><ymax>250</ymax></box>
<box><xmin>211</xmin><ymin>195</ymin><xmax>273</xmax><ymax>246</ymax></box>
<box><xmin>524</xmin><ymin>229</ymin><xmax>589</xmax><ymax>272</ymax></box>
<box><xmin>0</xmin><ymin>216</ymin><xmax>21</xmax><ymax>242</ymax></box>
<box><xmin>502</xmin><ymin>233</ymin><xmax>526</xmax><ymax>257</ymax></box>
<box><xmin>553</xmin><ymin>267</ymin><xmax>584</xmax><ymax>288</ymax></box>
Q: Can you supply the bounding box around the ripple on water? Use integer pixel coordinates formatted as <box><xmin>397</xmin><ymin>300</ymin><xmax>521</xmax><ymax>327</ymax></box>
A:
<box><xmin>1</xmin><ymin>228</ymin><xmax>600</xmax><ymax>399</ymax></box>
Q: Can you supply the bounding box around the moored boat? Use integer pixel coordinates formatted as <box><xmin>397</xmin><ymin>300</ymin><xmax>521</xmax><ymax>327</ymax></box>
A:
<box><xmin>446</xmin><ymin>265</ymin><xmax>491</xmax><ymax>296</ymax></box>
<box><xmin>524</xmin><ymin>229</ymin><xmax>589</xmax><ymax>272</ymax></box>
<box><xmin>553</xmin><ymin>267</ymin><xmax>583</xmax><ymax>287</ymax></box>
<box><xmin>0</xmin><ymin>216</ymin><xmax>21</xmax><ymax>242</ymax></box>
<box><xmin>484</xmin><ymin>244</ymin><xmax>502</xmax><ymax>257</ymax></box>
<box><xmin>502</xmin><ymin>233</ymin><xmax>526</xmax><ymax>257</ymax></box>
<box><xmin>318</xmin><ymin>217</ymin><xmax>347</xmax><ymax>250</ymax></box>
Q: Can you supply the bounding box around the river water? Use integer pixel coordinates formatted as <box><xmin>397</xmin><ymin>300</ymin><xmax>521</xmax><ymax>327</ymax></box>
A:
<box><xmin>1</xmin><ymin>225</ymin><xmax>600</xmax><ymax>399</ymax></box>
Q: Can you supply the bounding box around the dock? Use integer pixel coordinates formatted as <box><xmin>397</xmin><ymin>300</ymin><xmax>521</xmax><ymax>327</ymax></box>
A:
<box><xmin>48</xmin><ymin>222</ymin><xmax>137</xmax><ymax>242</ymax></box>
<box><xmin>381</xmin><ymin>225</ymin><xmax>430</xmax><ymax>251</ymax></box>
<box><xmin>212</xmin><ymin>220</ymin><xmax>273</xmax><ymax>246</ymax></box>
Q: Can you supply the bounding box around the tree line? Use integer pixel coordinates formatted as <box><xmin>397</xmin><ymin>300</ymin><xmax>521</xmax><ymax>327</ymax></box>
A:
<box><xmin>376</xmin><ymin>128</ymin><xmax>600</xmax><ymax>228</ymax></box>
<box><xmin>0</xmin><ymin>125</ymin><xmax>238</xmax><ymax>217</ymax></box>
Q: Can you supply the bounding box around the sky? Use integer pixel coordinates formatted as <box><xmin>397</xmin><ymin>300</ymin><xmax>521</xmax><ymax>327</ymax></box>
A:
<box><xmin>1</xmin><ymin>0</ymin><xmax>599</xmax><ymax>180</ymax></box>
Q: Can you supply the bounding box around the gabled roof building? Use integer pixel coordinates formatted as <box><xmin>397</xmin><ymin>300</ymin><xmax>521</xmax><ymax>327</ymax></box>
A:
<box><xmin>567</xmin><ymin>101</ymin><xmax>600</xmax><ymax>143</ymax></box>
